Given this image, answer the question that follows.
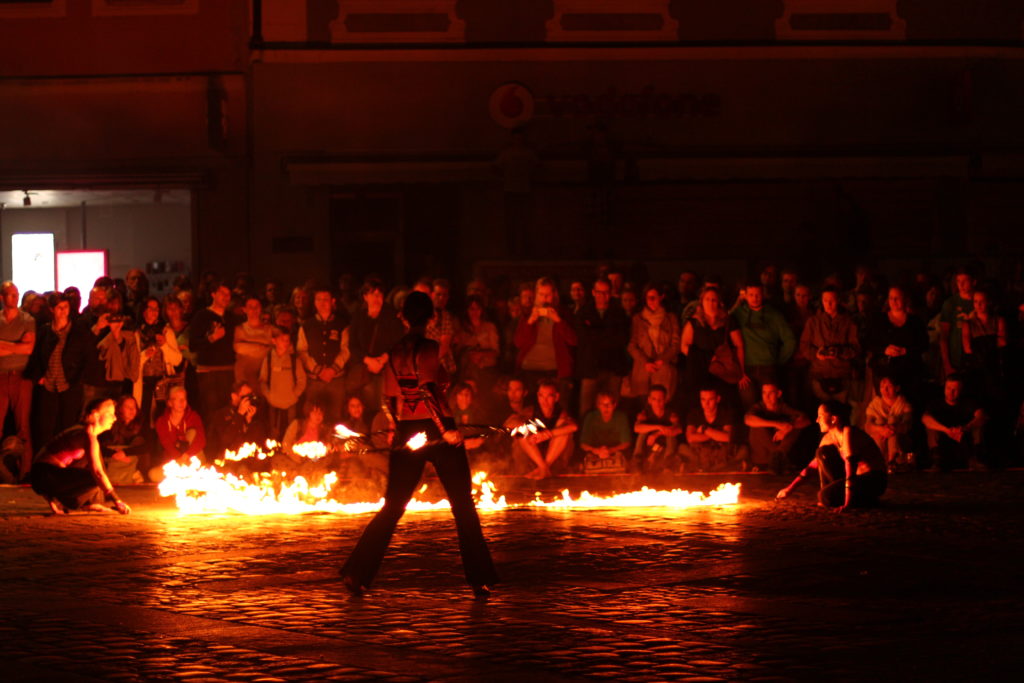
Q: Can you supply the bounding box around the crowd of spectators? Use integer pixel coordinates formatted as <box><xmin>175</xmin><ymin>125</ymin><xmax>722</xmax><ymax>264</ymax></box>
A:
<box><xmin>1</xmin><ymin>259</ymin><xmax>1023</xmax><ymax>488</ymax></box>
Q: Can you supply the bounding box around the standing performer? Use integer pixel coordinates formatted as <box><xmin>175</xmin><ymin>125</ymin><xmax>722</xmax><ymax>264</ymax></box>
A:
<box><xmin>30</xmin><ymin>398</ymin><xmax>132</xmax><ymax>515</ymax></box>
<box><xmin>340</xmin><ymin>292</ymin><xmax>498</xmax><ymax>598</ymax></box>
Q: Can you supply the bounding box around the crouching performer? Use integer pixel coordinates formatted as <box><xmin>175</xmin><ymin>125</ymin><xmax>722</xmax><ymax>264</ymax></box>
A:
<box><xmin>31</xmin><ymin>398</ymin><xmax>132</xmax><ymax>515</ymax></box>
<box><xmin>776</xmin><ymin>400</ymin><xmax>887</xmax><ymax>511</ymax></box>
<box><xmin>340</xmin><ymin>292</ymin><xmax>498</xmax><ymax>598</ymax></box>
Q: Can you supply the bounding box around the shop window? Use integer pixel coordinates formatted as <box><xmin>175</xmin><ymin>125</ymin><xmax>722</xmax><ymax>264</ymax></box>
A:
<box><xmin>776</xmin><ymin>0</ymin><xmax>906</xmax><ymax>40</ymax></box>
<box><xmin>330</xmin><ymin>0</ymin><xmax>465</xmax><ymax>43</ymax></box>
<box><xmin>546</xmin><ymin>0</ymin><xmax>678</xmax><ymax>42</ymax></box>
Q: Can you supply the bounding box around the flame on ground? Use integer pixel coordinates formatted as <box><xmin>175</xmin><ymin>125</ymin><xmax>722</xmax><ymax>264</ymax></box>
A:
<box><xmin>158</xmin><ymin>442</ymin><xmax>740</xmax><ymax>515</ymax></box>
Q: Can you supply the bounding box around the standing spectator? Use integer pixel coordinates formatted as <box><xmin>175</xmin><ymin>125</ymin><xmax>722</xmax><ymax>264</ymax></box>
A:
<box><xmin>864</xmin><ymin>375</ymin><xmax>914</xmax><ymax>471</ymax></box>
<box><xmin>134</xmin><ymin>297</ymin><xmax>182</xmax><ymax>427</ymax></box>
<box><xmin>297</xmin><ymin>286</ymin><xmax>349</xmax><ymax>421</ymax></box>
<box><xmin>514</xmin><ymin>277</ymin><xmax>578</xmax><ymax>397</ymax></box>
<box><xmin>619</xmin><ymin>285</ymin><xmax>639</xmax><ymax>320</ymax></box>
<box><xmin>923</xmin><ymin>374</ymin><xmax>987</xmax><ymax>471</ymax></box>
<box><xmin>680</xmin><ymin>386</ymin><xmax>746</xmax><ymax>472</ymax></box>
<box><xmin>501</xmin><ymin>282</ymin><xmax>533</xmax><ymax>372</ymax></box>
<box><xmin>633</xmin><ymin>385</ymin><xmax>683</xmax><ymax>475</ymax></box>
<box><xmin>0</xmin><ymin>281</ymin><xmax>36</xmax><ymax>481</ymax></box>
<box><xmin>731</xmin><ymin>281</ymin><xmax>795</xmax><ymax>408</ymax></box>
<box><xmin>579</xmin><ymin>391</ymin><xmax>632</xmax><ymax>473</ymax></box>
<box><xmin>124</xmin><ymin>268</ymin><xmax>149</xmax><ymax>321</ymax></box>
<box><xmin>79</xmin><ymin>286</ymin><xmax>118</xmax><ymax>405</ymax></box>
<box><xmin>233</xmin><ymin>296</ymin><xmax>273</xmax><ymax>395</ymax></box>
<box><xmin>427</xmin><ymin>279</ymin><xmax>457</xmax><ymax>374</ymax></box>
<box><xmin>26</xmin><ymin>294</ymin><xmax>87</xmax><ymax>459</ymax></box>
<box><xmin>344</xmin><ymin>279</ymin><xmax>403</xmax><ymax>414</ymax></box>
<box><xmin>260</xmin><ymin>325</ymin><xmax>307</xmax><ymax>440</ymax></box>
<box><xmin>291</xmin><ymin>286</ymin><xmax>313</xmax><ymax>326</ymax></box>
<box><xmin>867</xmin><ymin>286</ymin><xmax>928</xmax><ymax>403</ymax></box>
<box><xmin>744</xmin><ymin>382</ymin><xmax>810</xmax><ymax>473</ymax></box>
<box><xmin>939</xmin><ymin>268</ymin><xmax>975</xmax><ymax>378</ymax></box>
<box><xmin>627</xmin><ymin>283</ymin><xmax>680</xmax><ymax>401</ymax></box>
<box><xmin>189</xmin><ymin>283</ymin><xmax>236</xmax><ymax>421</ymax></box>
<box><xmin>453</xmin><ymin>295</ymin><xmax>499</xmax><ymax>394</ymax></box>
<box><xmin>676</xmin><ymin>270</ymin><xmax>700</xmax><ymax>316</ymax></box>
<box><xmin>96</xmin><ymin>313</ymin><xmax>139</xmax><ymax>399</ymax></box>
<box><xmin>681</xmin><ymin>287</ymin><xmax>749</xmax><ymax>409</ymax></box>
<box><xmin>152</xmin><ymin>385</ymin><xmax>206</xmax><ymax>482</ymax></box>
<box><xmin>962</xmin><ymin>289</ymin><xmax>1007</xmax><ymax>399</ymax></box>
<box><xmin>801</xmin><ymin>286</ymin><xmax>860</xmax><ymax>404</ymax></box>
<box><xmin>575</xmin><ymin>277</ymin><xmax>630</xmax><ymax>417</ymax></box>
<box><xmin>567</xmin><ymin>280</ymin><xmax>587</xmax><ymax>319</ymax></box>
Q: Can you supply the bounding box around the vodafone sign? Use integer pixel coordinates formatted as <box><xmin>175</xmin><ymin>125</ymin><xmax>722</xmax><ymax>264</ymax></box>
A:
<box><xmin>489</xmin><ymin>82</ymin><xmax>536</xmax><ymax>129</ymax></box>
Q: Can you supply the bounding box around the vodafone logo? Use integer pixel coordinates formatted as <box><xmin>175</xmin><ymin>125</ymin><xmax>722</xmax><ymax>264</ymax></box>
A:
<box><xmin>489</xmin><ymin>82</ymin><xmax>535</xmax><ymax>129</ymax></box>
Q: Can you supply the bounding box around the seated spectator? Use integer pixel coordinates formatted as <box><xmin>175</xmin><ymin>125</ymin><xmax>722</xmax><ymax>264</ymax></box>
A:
<box><xmin>100</xmin><ymin>395</ymin><xmax>147</xmax><ymax>484</ymax></box>
<box><xmin>340</xmin><ymin>395</ymin><xmax>369</xmax><ymax>436</ymax></box>
<box><xmin>514</xmin><ymin>379</ymin><xmax>577</xmax><ymax>479</ymax></box>
<box><xmin>922</xmin><ymin>374</ymin><xmax>987</xmax><ymax>471</ymax></box>
<box><xmin>627</xmin><ymin>283</ymin><xmax>680</xmax><ymax>404</ymax></box>
<box><xmin>450</xmin><ymin>383</ymin><xmax>488</xmax><ymax>453</ymax></box>
<box><xmin>744</xmin><ymin>382</ymin><xmax>810</xmax><ymax>474</ymax></box>
<box><xmin>207</xmin><ymin>381</ymin><xmax>268</xmax><ymax>458</ymax></box>
<box><xmin>863</xmin><ymin>375</ymin><xmax>913</xmax><ymax>471</ymax></box>
<box><xmin>282</xmin><ymin>402</ymin><xmax>330</xmax><ymax>458</ymax></box>
<box><xmin>259</xmin><ymin>325</ymin><xmax>307</xmax><ymax>440</ymax></box>
<box><xmin>633</xmin><ymin>385</ymin><xmax>683</xmax><ymax>475</ymax></box>
<box><xmin>801</xmin><ymin>285</ymin><xmax>860</xmax><ymax>404</ymax></box>
<box><xmin>153</xmin><ymin>386</ymin><xmax>206</xmax><ymax>481</ymax></box>
<box><xmin>30</xmin><ymin>398</ymin><xmax>131</xmax><ymax>515</ymax></box>
<box><xmin>680</xmin><ymin>386</ymin><xmax>747</xmax><ymax>472</ymax></box>
<box><xmin>233</xmin><ymin>296</ymin><xmax>273</xmax><ymax>395</ymax></box>
<box><xmin>499</xmin><ymin>376</ymin><xmax>534</xmax><ymax>426</ymax></box>
<box><xmin>777</xmin><ymin>400</ymin><xmax>887</xmax><ymax>510</ymax></box>
<box><xmin>579</xmin><ymin>392</ymin><xmax>632</xmax><ymax>474</ymax></box>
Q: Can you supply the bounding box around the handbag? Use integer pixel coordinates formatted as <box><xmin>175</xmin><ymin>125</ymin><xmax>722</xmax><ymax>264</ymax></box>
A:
<box><xmin>709</xmin><ymin>342</ymin><xmax>743</xmax><ymax>384</ymax></box>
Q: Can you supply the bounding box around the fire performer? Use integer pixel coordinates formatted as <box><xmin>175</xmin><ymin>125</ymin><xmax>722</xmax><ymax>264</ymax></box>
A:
<box><xmin>340</xmin><ymin>292</ymin><xmax>498</xmax><ymax>598</ymax></box>
<box><xmin>776</xmin><ymin>400</ymin><xmax>887</xmax><ymax>511</ymax></box>
<box><xmin>30</xmin><ymin>398</ymin><xmax>131</xmax><ymax>515</ymax></box>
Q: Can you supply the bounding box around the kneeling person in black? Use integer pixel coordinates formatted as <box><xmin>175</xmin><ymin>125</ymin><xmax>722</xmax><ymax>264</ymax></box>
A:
<box><xmin>777</xmin><ymin>400</ymin><xmax>887</xmax><ymax>511</ymax></box>
<box><xmin>340</xmin><ymin>292</ymin><xmax>498</xmax><ymax>598</ymax></box>
<box><xmin>31</xmin><ymin>398</ymin><xmax>131</xmax><ymax>515</ymax></box>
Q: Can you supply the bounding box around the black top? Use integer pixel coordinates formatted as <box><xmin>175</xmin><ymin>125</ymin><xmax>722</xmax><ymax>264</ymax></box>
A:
<box><xmin>574</xmin><ymin>302</ymin><xmax>631</xmax><ymax>378</ymax></box>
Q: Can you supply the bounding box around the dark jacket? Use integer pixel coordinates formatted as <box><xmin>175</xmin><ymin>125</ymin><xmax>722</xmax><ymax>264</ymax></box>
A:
<box><xmin>574</xmin><ymin>302</ymin><xmax>630</xmax><ymax>378</ymax></box>
<box><xmin>345</xmin><ymin>304</ymin><xmax>404</xmax><ymax>368</ymax></box>
<box><xmin>189</xmin><ymin>308</ymin><xmax>236</xmax><ymax>367</ymax></box>
<box><xmin>24</xmin><ymin>321</ymin><xmax>91</xmax><ymax>386</ymax></box>
<box><xmin>207</xmin><ymin>404</ymin><xmax>268</xmax><ymax>457</ymax></box>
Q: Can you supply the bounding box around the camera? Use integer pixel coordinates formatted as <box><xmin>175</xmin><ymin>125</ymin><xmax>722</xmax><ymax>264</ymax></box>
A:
<box><xmin>241</xmin><ymin>392</ymin><xmax>260</xmax><ymax>406</ymax></box>
<box><xmin>108</xmin><ymin>314</ymin><xmax>126</xmax><ymax>323</ymax></box>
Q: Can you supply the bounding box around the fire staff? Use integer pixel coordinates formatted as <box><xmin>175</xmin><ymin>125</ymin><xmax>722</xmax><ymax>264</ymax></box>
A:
<box><xmin>339</xmin><ymin>292</ymin><xmax>498</xmax><ymax>598</ymax></box>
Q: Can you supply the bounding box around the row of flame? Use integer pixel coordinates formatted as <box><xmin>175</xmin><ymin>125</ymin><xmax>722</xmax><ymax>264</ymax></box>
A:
<box><xmin>156</xmin><ymin>423</ymin><xmax>742</xmax><ymax>515</ymax></box>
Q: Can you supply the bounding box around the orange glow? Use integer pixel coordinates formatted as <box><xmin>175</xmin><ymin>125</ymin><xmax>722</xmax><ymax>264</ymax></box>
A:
<box><xmin>158</xmin><ymin>442</ymin><xmax>741</xmax><ymax>515</ymax></box>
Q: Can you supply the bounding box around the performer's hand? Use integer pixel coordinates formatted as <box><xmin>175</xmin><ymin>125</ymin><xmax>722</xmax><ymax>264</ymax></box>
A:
<box><xmin>776</xmin><ymin>488</ymin><xmax>789</xmax><ymax>500</ymax></box>
<box><xmin>114</xmin><ymin>499</ymin><xmax>131</xmax><ymax>515</ymax></box>
<box><xmin>442</xmin><ymin>429</ymin><xmax>463</xmax><ymax>445</ymax></box>
<box><xmin>738</xmin><ymin>374</ymin><xmax>752</xmax><ymax>390</ymax></box>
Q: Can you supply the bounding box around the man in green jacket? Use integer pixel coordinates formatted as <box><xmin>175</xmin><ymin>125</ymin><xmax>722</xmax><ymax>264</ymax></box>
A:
<box><xmin>732</xmin><ymin>282</ymin><xmax>796</xmax><ymax>408</ymax></box>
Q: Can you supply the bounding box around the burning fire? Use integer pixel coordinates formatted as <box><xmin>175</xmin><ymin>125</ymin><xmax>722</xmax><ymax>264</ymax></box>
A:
<box><xmin>406</xmin><ymin>432</ymin><xmax>429</xmax><ymax>451</ymax></box>
<box><xmin>158</xmin><ymin>441</ymin><xmax>741</xmax><ymax>515</ymax></box>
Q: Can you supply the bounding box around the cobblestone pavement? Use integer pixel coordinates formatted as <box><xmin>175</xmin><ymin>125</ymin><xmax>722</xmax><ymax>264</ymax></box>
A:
<box><xmin>2</xmin><ymin>471</ymin><xmax>1022</xmax><ymax>682</ymax></box>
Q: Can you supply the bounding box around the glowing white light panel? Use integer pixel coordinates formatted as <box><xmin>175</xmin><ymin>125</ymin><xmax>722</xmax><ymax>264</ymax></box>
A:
<box><xmin>11</xmin><ymin>233</ymin><xmax>55</xmax><ymax>294</ymax></box>
<box><xmin>56</xmin><ymin>250</ymin><xmax>107</xmax><ymax>297</ymax></box>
